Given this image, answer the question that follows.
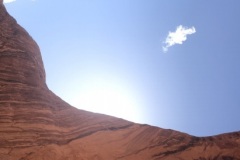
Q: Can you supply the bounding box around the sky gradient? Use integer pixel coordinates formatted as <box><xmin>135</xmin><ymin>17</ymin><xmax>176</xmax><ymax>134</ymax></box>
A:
<box><xmin>4</xmin><ymin>0</ymin><xmax>240</xmax><ymax>136</ymax></box>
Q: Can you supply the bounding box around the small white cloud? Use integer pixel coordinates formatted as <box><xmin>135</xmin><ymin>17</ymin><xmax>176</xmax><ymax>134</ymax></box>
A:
<box><xmin>3</xmin><ymin>0</ymin><xmax>16</xmax><ymax>3</ymax></box>
<box><xmin>163</xmin><ymin>25</ymin><xmax>196</xmax><ymax>52</ymax></box>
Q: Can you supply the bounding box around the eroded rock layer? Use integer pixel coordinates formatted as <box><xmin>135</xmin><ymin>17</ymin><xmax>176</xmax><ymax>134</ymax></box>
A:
<box><xmin>0</xmin><ymin>2</ymin><xmax>240</xmax><ymax>160</ymax></box>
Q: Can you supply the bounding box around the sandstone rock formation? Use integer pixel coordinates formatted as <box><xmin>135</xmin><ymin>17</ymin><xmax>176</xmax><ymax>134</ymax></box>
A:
<box><xmin>0</xmin><ymin>2</ymin><xmax>240</xmax><ymax>160</ymax></box>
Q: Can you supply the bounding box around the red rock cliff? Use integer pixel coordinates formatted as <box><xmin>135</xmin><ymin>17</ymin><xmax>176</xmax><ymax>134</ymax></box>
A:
<box><xmin>0</xmin><ymin>2</ymin><xmax>240</xmax><ymax>160</ymax></box>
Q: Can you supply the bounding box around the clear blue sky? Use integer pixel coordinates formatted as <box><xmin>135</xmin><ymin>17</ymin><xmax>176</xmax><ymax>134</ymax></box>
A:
<box><xmin>4</xmin><ymin>0</ymin><xmax>240</xmax><ymax>136</ymax></box>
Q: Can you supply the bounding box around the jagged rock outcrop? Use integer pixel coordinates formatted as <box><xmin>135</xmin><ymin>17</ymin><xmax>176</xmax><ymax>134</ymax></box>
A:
<box><xmin>0</xmin><ymin>2</ymin><xmax>240</xmax><ymax>160</ymax></box>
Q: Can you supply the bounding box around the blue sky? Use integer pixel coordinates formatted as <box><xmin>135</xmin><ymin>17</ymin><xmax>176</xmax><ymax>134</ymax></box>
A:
<box><xmin>4</xmin><ymin>0</ymin><xmax>240</xmax><ymax>136</ymax></box>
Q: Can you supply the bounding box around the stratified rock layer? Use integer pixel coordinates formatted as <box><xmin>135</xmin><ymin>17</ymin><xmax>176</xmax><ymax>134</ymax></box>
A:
<box><xmin>0</xmin><ymin>2</ymin><xmax>240</xmax><ymax>160</ymax></box>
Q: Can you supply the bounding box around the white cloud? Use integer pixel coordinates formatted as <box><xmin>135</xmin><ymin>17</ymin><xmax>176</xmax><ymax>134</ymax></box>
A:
<box><xmin>3</xmin><ymin>0</ymin><xmax>16</xmax><ymax>3</ymax></box>
<box><xmin>163</xmin><ymin>25</ymin><xmax>196</xmax><ymax>52</ymax></box>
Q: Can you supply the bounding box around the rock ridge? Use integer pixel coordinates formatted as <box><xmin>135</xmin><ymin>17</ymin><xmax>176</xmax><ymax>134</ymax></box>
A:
<box><xmin>0</xmin><ymin>2</ymin><xmax>240</xmax><ymax>160</ymax></box>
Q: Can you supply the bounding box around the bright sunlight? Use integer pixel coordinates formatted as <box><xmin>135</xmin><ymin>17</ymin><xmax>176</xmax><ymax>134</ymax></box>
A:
<box><xmin>71</xmin><ymin>77</ymin><xmax>143</xmax><ymax>123</ymax></box>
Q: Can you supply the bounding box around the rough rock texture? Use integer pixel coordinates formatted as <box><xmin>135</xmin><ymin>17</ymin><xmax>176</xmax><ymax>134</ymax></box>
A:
<box><xmin>0</xmin><ymin>2</ymin><xmax>240</xmax><ymax>160</ymax></box>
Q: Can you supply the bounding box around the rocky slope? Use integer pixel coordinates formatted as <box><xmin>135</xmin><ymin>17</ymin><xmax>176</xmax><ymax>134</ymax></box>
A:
<box><xmin>0</xmin><ymin>2</ymin><xmax>240</xmax><ymax>160</ymax></box>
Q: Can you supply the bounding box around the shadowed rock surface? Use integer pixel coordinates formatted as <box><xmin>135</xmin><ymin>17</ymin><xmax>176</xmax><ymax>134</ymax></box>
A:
<box><xmin>0</xmin><ymin>2</ymin><xmax>240</xmax><ymax>160</ymax></box>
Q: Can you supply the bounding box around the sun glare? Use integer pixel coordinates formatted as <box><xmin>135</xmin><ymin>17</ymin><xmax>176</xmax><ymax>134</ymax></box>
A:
<box><xmin>71</xmin><ymin>78</ymin><xmax>143</xmax><ymax>123</ymax></box>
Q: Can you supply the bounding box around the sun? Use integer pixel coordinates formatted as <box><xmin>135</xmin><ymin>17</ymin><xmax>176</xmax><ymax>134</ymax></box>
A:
<box><xmin>71</xmin><ymin>77</ymin><xmax>143</xmax><ymax>123</ymax></box>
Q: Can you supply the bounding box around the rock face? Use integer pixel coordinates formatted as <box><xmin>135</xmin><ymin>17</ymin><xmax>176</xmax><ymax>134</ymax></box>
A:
<box><xmin>0</xmin><ymin>2</ymin><xmax>240</xmax><ymax>160</ymax></box>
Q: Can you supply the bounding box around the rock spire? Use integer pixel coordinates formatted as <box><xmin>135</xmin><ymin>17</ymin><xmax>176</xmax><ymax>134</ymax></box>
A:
<box><xmin>0</xmin><ymin>3</ymin><xmax>45</xmax><ymax>87</ymax></box>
